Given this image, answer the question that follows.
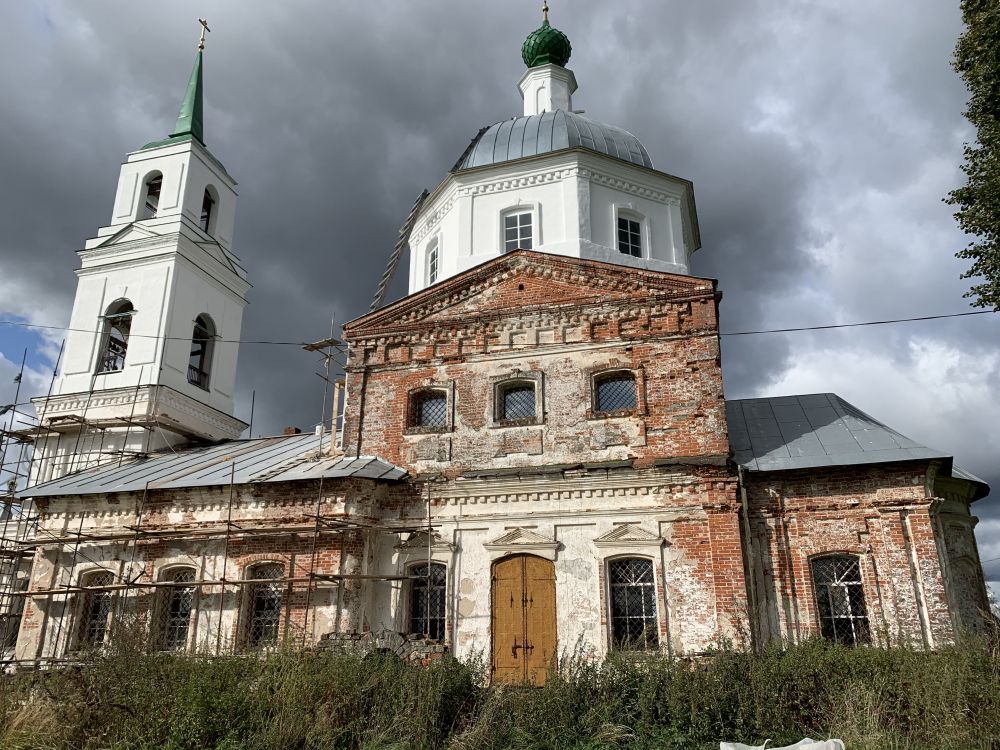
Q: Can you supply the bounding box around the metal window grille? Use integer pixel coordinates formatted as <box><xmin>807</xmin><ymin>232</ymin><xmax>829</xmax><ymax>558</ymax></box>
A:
<box><xmin>812</xmin><ymin>556</ymin><xmax>871</xmax><ymax>646</ymax></box>
<box><xmin>78</xmin><ymin>571</ymin><xmax>115</xmax><ymax>649</ymax></box>
<box><xmin>595</xmin><ymin>373</ymin><xmax>637</xmax><ymax>413</ymax></box>
<box><xmin>617</xmin><ymin>217</ymin><xmax>642</xmax><ymax>257</ymax></box>
<box><xmin>504</xmin><ymin>212</ymin><xmax>533</xmax><ymax>252</ymax></box>
<box><xmin>428</xmin><ymin>245</ymin><xmax>439</xmax><ymax>285</ymax></box>
<box><xmin>409</xmin><ymin>563</ymin><xmax>446</xmax><ymax>641</ymax></box>
<box><xmin>144</xmin><ymin>176</ymin><xmax>162</xmax><ymax>220</ymax></box>
<box><xmin>245</xmin><ymin>564</ymin><xmax>283</xmax><ymax>648</ymax></box>
<box><xmin>412</xmin><ymin>391</ymin><xmax>447</xmax><ymax>428</ymax></box>
<box><xmin>159</xmin><ymin>568</ymin><xmax>196</xmax><ymax>652</ymax></box>
<box><xmin>609</xmin><ymin>558</ymin><xmax>658</xmax><ymax>650</ymax></box>
<box><xmin>500</xmin><ymin>384</ymin><xmax>535</xmax><ymax>421</ymax></box>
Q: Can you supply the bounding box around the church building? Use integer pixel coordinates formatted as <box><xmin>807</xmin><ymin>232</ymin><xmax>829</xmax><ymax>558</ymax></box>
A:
<box><xmin>8</xmin><ymin>10</ymin><xmax>993</xmax><ymax>684</ymax></box>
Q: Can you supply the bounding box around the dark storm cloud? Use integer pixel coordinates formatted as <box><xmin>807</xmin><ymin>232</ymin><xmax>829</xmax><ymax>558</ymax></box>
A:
<box><xmin>0</xmin><ymin>1</ymin><xmax>996</xmax><ymax>577</ymax></box>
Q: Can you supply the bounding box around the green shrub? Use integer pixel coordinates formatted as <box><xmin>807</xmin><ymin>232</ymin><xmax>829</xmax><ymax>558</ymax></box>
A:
<box><xmin>0</xmin><ymin>638</ymin><xmax>996</xmax><ymax>750</ymax></box>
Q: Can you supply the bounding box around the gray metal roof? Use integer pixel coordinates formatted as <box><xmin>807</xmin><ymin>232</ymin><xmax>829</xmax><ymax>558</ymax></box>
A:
<box><xmin>728</xmin><ymin>393</ymin><xmax>953</xmax><ymax>471</ymax></box>
<box><xmin>20</xmin><ymin>433</ymin><xmax>407</xmax><ymax>499</ymax></box>
<box><xmin>455</xmin><ymin>110</ymin><xmax>653</xmax><ymax>171</ymax></box>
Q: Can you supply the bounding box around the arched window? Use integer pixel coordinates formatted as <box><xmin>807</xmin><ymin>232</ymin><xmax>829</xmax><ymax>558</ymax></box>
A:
<box><xmin>243</xmin><ymin>563</ymin><xmax>283</xmax><ymax>648</ymax></box>
<box><xmin>142</xmin><ymin>173</ymin><xmax>163</xmax><ymax>220</ymax></box>
<box><xmin>608</xmin><ymin>557</ymin><xmax>658</xmax><ymax>650</ymax></box>
<box><xmin>188</xmin><ymin>314</ymin><xmax>215</xmax><ymax>390</ymax></box>
<box><xmin>594</xmin><ymin>371</ymin><xmax>638</xmax><ymax>414</ymax></box>
<box><xmin>409</xmin><ymin>389</ymin><xmax>448</xmax><ymax>430</ymax></box>
<box><xmin>200</xmin><ymin>188</ymin><xmax>216</xmax><ymax>234</ymax></box>
<box><xmin>97</xmin><ymin>299</ymin><xmax>134</xmax><ymax>373</ymax></box>
<box><xmin>811</xmin><ymin>556</ymin><xmax>870</xmax><ymax>646</ymax></box>
<box><xmin>503</xmin><ymin>210</ymin><xmax>533</xmax><ymax>252</ymax></box>
<box><xmin>497</xmin><ymin>381</ymin><xmax>536</xmax><ymax>423</ymax></box>
<box><xmin>157</xmin><ymin>567</ymin><xmax>196</xmax><ymax>652</ymax></box>
<box><xmin>409</xmin><ymin>562</ymin><xmax>446</xmax><ymax>641</ymax></box>
<box><xmin>426</xmin><ymin>240</ymin><xmax>440</xmax><ymax>286</ymax></box>
<box><xmin>76</xmin><ymin>569</ymin><xmax>115</xmax><ymax>650</ymax></box>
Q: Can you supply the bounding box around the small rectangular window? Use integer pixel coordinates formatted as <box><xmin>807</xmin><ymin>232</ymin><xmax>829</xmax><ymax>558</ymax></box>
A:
<box><xmin>427</xmin><ymin>244</ymin><xmax>439</xmax><ymax>285</ymax></box>
<box><xmin>409</xmin><ymin>563</ymin><xmax>447</xmax><ymax>641</ymax></box>
<box><xmin>608</xmin><ymin>558</ymin><xmax>658</xmax><ymax>650</ymax></box>
<box><xmin>617</xmin><ymin>216</ymin><xmax>642</xmax><ymax>257</ymax></box>
<box><xmin>411</xmin><ymin>390</ymin><xmax>448</xmax><ymax>429</ymax></box>
<box><xmin>595</xmin><ymin>372</ymin><xmax>638</xmax><ymax>414</ymax></box>
<box><xmin>504</xmin><ymin>212</ymin><xmax>533</xmax><ymax>252</ymax></box>
<box><xmin>500</xmin><ymin>383</ymin><xmax>536</xmax><ymax>421</ymax></box>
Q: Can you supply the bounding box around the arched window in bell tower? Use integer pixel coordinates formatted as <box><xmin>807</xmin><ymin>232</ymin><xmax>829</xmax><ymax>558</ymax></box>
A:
<box><xmin>200</xmin><ymin>187</ymin><xmax>218</xmax><ymax>235</ymax></box>
<box><xmin>188</xmin><ymin>314</ymin><xmax>215</xmax><ymax>390</ymax></box>
<box><xmin>142</xmin><ymin>173</ymin><xmax>163</xmax><ymax>220</ymax></box>
<box><xmin>96</xmin><ymin>299</ymin><xmax>134</xmax><ymax>374</ymax></box>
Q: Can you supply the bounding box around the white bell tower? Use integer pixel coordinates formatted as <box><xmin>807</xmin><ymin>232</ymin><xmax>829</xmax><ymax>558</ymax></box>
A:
<box><xmin>30</xmin><ymin>25</ymin><xmax>250</xmax><ymax>484</ymax></box>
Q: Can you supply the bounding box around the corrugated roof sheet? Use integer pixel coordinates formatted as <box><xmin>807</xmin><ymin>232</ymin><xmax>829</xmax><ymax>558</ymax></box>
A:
<box><xmin>456</xmin><ymin>111</ymin><xmax>653</xmax><ymax>171</ymax></box>
<box><xmin>20</xmin><ymin>433</ymin><xmax>407</xmax><ymax>499</ymax></box>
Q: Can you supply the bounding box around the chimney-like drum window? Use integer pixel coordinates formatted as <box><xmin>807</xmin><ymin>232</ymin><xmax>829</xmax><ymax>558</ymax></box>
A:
<box><xmin>504</xmin><ymin>211</ymin><xmax>533</xmax><ymax>252</ymax></box>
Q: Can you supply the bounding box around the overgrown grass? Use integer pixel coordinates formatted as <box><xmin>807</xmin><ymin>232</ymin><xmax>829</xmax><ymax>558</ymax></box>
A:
<box><xmin>0</xmin><ymin>637</ymin><xmax>997</xmax><ymax>750</ymax></box>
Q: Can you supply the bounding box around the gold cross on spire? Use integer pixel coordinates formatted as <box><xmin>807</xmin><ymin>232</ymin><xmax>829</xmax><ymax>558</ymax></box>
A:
<box><xmin>197</xmin><ymin>18</ymin><xmax>211</xmax><ymax>51</ymax></box>
<box><xmin>543</xmin><ymin>1</ymin><xmax>549</xmax><ymax>22</ymax></box>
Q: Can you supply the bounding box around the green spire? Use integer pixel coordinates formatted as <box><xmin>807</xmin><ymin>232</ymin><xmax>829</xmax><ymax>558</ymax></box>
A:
<box><xmin>522</xmin><ymin>2</ymin><xmax>572</xmax><ymax>68</ymax></box>
<box><xmin>170</xmin><ymin>50</ymin><xmax>205</xmax><ymax>144</ymax></box>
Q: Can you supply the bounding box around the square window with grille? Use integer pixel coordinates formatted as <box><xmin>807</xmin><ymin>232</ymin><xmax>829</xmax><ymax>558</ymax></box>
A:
<box><xmin>504</xmin><ymin>212</ymin><xmax>533</xmax><ymax>252</ymax></box>
<box><xmin>608</xmin><ymin>558</ymin><xmax>659</xmax><ymax>650</ymax></box>
<box><xmin>617</xmin><ymin>216</ymin><xmax>642</xmax><ymax>258</ymax></box>
<box><xmin>811</xmin><ymin>556</ymin><xmax>871</xmax><ymax>646</ymax></box>
<box><xmin>245</xmin><ymin>564</ymin><xmax>283</xmax><ymax>649</ymax></box>
<box><xmin>409</xmin><ymin>563</ymin><xmax>447</xmax><ymax>641</ymax></box>
<box><xmin>499</xmin><ymin>383</ymin><xmax>536</xmax><ymax>421</ymax></box>
<box><xmin>158</xmin><ymin>568</ymin><xmax>196</xmax><ymax>652</ymax></box>
<box><xmin>411</xmin><ymin>390</ymin><xmax>448</xmax><ymax>429</ymax></box>
<box><xmin>595</xmin><ymin>372</ymin><xmax>637</xmax><ymax>413</ymax></box>
<box><xmin>77</xmin><ymin>570</ymin><xmax>115</xmax><ymax>649</ymax></box>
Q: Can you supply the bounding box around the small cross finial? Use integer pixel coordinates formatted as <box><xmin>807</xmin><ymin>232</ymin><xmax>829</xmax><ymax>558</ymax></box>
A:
<box><xmin>543</xmin><ymin>1</ymin><xmax>549</xmax><ymax>22</ymax></box>
<box><xmin>198</xmin><ymin>18</ymin><xmax>211</xmax><ymax>51</ymax></box>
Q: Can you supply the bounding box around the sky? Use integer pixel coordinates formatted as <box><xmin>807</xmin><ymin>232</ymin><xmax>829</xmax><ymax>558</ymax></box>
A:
<box><xmin>0</xmin><ymin>1</ymin><xmax>996</xmax><ymax>599</ymax></box>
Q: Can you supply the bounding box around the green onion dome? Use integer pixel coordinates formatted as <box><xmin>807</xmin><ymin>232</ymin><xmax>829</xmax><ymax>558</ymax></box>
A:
<box><xmin>521</xmin><ymin>19</ymin><xmax>572</xmax><ymax>68</ymax></box>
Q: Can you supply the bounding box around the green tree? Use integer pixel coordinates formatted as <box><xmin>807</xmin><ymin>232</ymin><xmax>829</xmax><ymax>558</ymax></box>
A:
<box><xmin>947</xmin><ymin>0</ymin><xmax>1000</xmax><ymax>309</ymax></box>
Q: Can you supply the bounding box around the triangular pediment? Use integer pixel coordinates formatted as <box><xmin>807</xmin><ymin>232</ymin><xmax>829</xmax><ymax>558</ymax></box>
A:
<box><xmin>96</xmin><ymin>224</ymin><xmax>159</xmax><ymax>247</ymax></box>
<box><xmin>394</xmin><ymin>531</ymin><xmax>455</xmax><ymax>553</ymax></box>
<box><xmin>484</xmin><ymin>527</ymin><xmax>558</xmax><ymax>549</ymax></box>
<box><xmin>594</xmin><ymin>524</ymin><xmax>664</xmax><ymax>547</ymax></box>
<box><xmin>346</xmin><ymin>250</ymin><xmax>715</xmax><ymax>337</ymax></box>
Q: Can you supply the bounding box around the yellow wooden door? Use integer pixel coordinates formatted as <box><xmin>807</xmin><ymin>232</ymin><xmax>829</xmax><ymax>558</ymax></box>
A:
<box><xmin>491</xmin><ymin>554</ymin><xmax>557</xmax><ymax>685</ymax></box>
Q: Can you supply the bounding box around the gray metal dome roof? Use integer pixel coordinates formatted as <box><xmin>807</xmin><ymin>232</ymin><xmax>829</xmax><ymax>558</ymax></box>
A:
<box><xmin>454</xmin><ymin>110</ymin><xmax>653</xmax><ymax>171</ymax></box>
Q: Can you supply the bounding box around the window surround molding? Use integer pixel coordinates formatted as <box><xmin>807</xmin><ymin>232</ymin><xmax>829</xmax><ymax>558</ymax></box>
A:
<box><xmin>404</xmin><ymin>380</ymin><xmax>455</xmax><ymax>435</ymax></box>
<box><xmin>498</xmin><ymin>201</ymin><xmax>541</xmax><ymax>254</ymax></box>
<box><xmin>490</xmin><ymin>370</ymin><xmax>544</xmax><ymax>427</ymax></box>
<box><xmin>402</xmin><ymin>560</ymin><xmax>449</xmax><ymax>642</ymax></box>
<box><xmin>393</xmin><ymin>533</ymin><xmax>456</xmax><ymax>639</ymax></box>
<box><xmin>584</xmin><ymin>364</ymin><xmax>647</xmax><ymax>420</ymax></box>
<box><xmin>593</xmin><ymin>523</ymin><xmax>665</xmax><ymax>557</ymax></box>
<box><xmin>612</xmin><ymin>203</ymin><xmax>649</xmax><ymax>259</ymax></box>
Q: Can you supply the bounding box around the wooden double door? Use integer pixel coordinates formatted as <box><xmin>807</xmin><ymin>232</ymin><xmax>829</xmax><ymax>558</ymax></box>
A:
<box><xmin>491</xmin><ymin>554</ymin><xmax>557</xmax><ymax>685</ymax></box>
